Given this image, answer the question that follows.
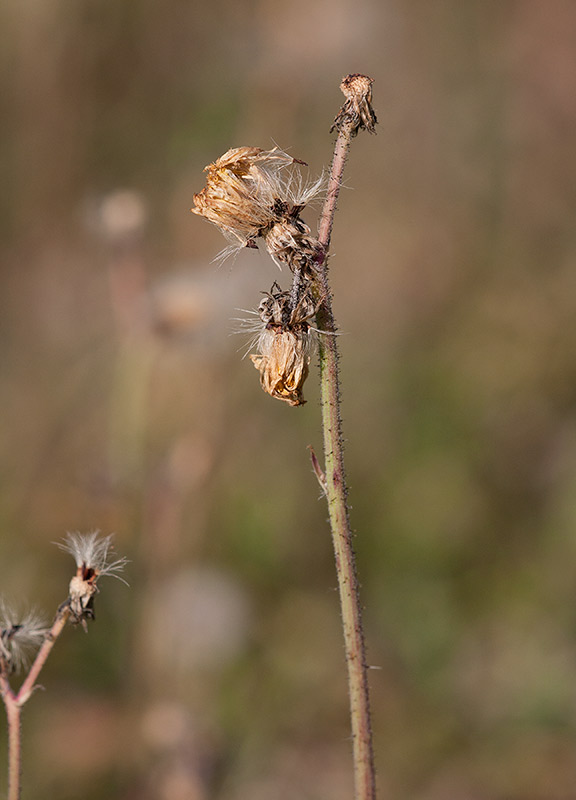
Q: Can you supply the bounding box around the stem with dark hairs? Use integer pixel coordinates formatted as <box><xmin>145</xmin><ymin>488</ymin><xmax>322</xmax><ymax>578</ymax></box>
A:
<box><xmin>313</xmin><ymin>76</ymin><xmax>377</xmax><ymax>800</ymax></box>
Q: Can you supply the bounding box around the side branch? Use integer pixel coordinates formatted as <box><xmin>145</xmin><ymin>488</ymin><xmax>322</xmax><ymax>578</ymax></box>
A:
<box><xmin>16</xmin><ymin>607</ymin><xmax>70</xmax><ymax>706</ymax></box>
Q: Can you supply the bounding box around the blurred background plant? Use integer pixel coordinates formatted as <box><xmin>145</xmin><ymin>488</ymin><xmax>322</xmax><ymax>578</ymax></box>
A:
<box><xmin>2</xmin><ymin>2</ymin><xmax>576</xmax><ymax>799</ymax></box>
<box><xmin>0</xmin><ymin>533</ymin><xmax>128</xmax><ymax>800</ymax></box>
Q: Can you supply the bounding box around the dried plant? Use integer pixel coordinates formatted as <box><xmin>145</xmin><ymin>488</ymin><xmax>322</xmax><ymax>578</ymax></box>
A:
<box><xmin>191</xmin><ymin>145</ymin><xmax>324</xmax><ymax>272</ymax></box>
<box><xmin>58</xmin><ymin>531</ymin><xmax>129</xmax><ymax>627</ymax></box>
<box><xmin>247</xmin><ymin>282</ymin><xmax>320</xmax><ymax>406</ymax></box>
<box><xmin>0</xmin><ymin>532</ymin><xmax>128</xmax><ymax>800</ymax></box>
<box><xmin>0</xmin><ymin>606</ymin><xmax>47</xmax><ymax>677</ymax></box>
<box><xmin>192</xmin><ymin>75</ymin><xmax>378</xmax><ymax>799</ymax></box>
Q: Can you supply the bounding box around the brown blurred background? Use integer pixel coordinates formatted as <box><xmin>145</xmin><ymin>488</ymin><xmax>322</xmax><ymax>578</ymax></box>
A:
<box><xmin>2</xmin><ymin>1</ymin><xmax>576</xmax><ymax>798</ymax></box>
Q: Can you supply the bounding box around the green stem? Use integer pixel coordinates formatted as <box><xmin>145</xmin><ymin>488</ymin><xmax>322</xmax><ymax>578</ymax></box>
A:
<box><xmin>315</xmin><ymin>101</ymin><xmax>376</xmax><ymax>800</ymax></box>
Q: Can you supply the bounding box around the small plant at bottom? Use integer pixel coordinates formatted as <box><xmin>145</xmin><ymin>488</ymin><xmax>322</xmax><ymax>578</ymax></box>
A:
<box><xmin>0</xmin><ymin>532</ymin><xmax>128</xmax><ymax>800</ymax></box>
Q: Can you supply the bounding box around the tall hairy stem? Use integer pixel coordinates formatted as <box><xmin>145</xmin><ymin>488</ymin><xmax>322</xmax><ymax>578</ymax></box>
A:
<box><xmin>314</xmin><ymin>74</ymin><xmax>377</xmax><ymax>800</ymax></box>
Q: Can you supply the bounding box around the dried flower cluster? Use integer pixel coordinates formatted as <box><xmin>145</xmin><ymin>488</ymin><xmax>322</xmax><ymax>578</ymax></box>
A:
<box><xmin>192</xmin><ymin>147</ymin><xmax>325</xmax><ymax>405</ymax></box>
<box><xmin>192</xmin><ymin>76</ymin><xmax>377</xmax><ymax>405</ymax></box>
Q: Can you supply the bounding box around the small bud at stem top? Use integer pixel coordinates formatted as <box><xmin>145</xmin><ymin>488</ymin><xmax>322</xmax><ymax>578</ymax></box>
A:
<box><xmin>331</xmin><ymin>74</ymin><xmax>378</xmax><ymax>136</ymax></box>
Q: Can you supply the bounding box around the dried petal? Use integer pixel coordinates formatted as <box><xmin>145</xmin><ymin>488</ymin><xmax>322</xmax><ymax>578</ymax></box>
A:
<box><xmin>251</xmin><ymin>329</ymin><xmax>311</xmax><ymax>406</ymax></box>
<box><xmin>192</xmin><ymin>147</ymin><xmax>294</xmax><ymax>248</ymax></box>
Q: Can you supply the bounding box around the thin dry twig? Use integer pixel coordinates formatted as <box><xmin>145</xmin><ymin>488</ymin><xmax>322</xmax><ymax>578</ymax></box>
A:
<box><xmin>308</xmin><ymin>445</ymin><xmax>328</xmax><ymax>495</ymax></box>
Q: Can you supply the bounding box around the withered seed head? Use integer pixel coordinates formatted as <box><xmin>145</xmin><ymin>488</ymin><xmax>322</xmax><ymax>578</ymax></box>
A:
<box><xmin>249</xmin><ymin>283</ymin><xmax>318</xmax><ymax>406</ymax></box>
<box><xmin>192</xmin><ymin>146</ymin><xmax>324</xmax><ymax>273</ymax></box>
<box><xmin>192</xmin><ymin>147</ymin><xmax>294</xmax><ymax>248</ymax></box>
<box><xmin>192</xmin><ymin>148</ymin><xmax>274</xmax><ymax>249</ymax></box>
<box><xmin>331</xmin><ymin>73</ymin><xmax>377</xmax><ymax>136</ymax></box>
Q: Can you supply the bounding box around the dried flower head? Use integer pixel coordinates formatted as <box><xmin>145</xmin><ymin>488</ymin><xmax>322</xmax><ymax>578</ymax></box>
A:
<box><xmin>0</xmin><ymin>602</ymin><xmax>47</xmax><ymax>674</ymax></box>
<box><xmin>249</xmin><ymin>283</ymin><xmax>319</xmax><ymax>406</ymax></box>
<box><xmin>58</xmin><ymin>532</ymin><xmax>128</xmax><ymax>626</ymax></box>
<box><xmin>331</xmin><ymin>74</ymin><xmax>378</xmax><ymax>136</ymax></box>
<box><xmin>192</xmin><ymin>146</ymin><xmax>324</xmax><ymax>272</ymax></box>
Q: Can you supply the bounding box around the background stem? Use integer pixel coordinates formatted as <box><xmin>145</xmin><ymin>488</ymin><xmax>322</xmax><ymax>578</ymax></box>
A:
<box><xmin>1</xmin><ymin>605</ymin><xmax>71</xmax><ymax>799</ymax></box>
<box><xmin>315</xmin><ymin>85</ymin><xmax>377</xmax><ymax>800</ymax></box>
<box><xmin>6</xmin><ymin>703</ymin><xmax>21</xmax><ymax>800</ymax></box>
<box><xmin>1</xmin><ymin>676</ymin><xmax>21</xmax><ymax>800</ymax></box>
<box><xmin>16</xmin><ymin>607</ymin><xmax>70</xmax><ymax>706</ymax></box>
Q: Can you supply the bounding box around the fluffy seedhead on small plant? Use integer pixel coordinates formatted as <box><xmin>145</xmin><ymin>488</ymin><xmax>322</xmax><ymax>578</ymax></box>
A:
<box><xmin>58</xmin><ymin>531</ymin><xmax>129</xmax><ymax>627</ymax></box>
<box><xmin>1</xmin><ymin>532</ymin><xmax>128</xmax><ymax>800</ymax></box>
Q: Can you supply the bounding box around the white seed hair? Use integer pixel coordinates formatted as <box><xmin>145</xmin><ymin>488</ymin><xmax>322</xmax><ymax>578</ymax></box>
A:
<box><xmin>58</xmin><ymin>531</ymin><xmax>129</xmax><ymax>584</ymax></box>
<box><xmin>0</xmin><ymin>601</ymin><xmax>47</xmax><ymax>672</ymax></box>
